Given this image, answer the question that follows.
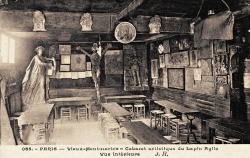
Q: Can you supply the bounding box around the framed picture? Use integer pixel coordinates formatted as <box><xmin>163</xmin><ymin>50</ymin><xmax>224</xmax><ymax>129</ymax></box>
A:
<box><xmin>61</xmin><ymin>55</ymin><xmax>71</xmax><ymax>64</ymax></box>
<box><xmin>167</xmin><ymin>68</ymin><xmax>185</xmax><ymax>90</ymax></box>
<box><xmin>159</xmin><ymin>55</ymin><xmax>165</xmax><ymax>68</ymax></box>
<box><xmin>189</xmin><ymin>50</ymin><xmax>198</xmax><ymax>67</ymax></box>
<box><xmin>70</xmin><ymin>54</ymin><xmax>86</xmax><ymax>71</ymax></box>
<box><xmin>169</xmin><ymin>51</ymin><xmax>189</xmax><ymax>67</ymax></box>
<box><xmin>151</xmin><ymin>59</ymin><xmax>158</xmax><ymax>78</ymax></box>
<box><xmin>59</xmin><ymin>45</ymin><xmax>71</xmax><ymax>54</ymax></box>
<box><xmin>60</xmin><ymin>65</ymin><xmax>70</xmax><ymax>72</ymax></box>
<box><xmin>165</xmin><ymin>54</ymin><xmax>171</xmax><ymax>67</ymax></box>
<box><xmin>87</xmin><ymin>62</ymin><xmax>92</xmax><ymax>71</ymax></box>
<box><xmin>215</xmin><ymin>40</ymin><xmax>226</xmax><ymax>53</ymax></box>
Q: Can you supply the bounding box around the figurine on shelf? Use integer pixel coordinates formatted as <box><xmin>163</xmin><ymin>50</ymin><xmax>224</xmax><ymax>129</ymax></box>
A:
<box><xmin>80</xmin><ymin>13</ymin><xmax>93</xmax><ymax>31</ymax></box>
<box><xmin>21</xmin><ymin>46</ymin><xmax>55</xmax><ymax>111</ymax></box>
<box><xmin>33</xmin><ymin>10</ymin><xmax>46</xmax><ymax>32</ymax></box>
<box><xmin>76</xmin><ymin>42</ymin><xmax>112</xmax><ymax>104</ymax></box>
<box><xmin>149</xmin><ymin>15</ymin><xmax>161</xmax><ymax>34</ymax></box>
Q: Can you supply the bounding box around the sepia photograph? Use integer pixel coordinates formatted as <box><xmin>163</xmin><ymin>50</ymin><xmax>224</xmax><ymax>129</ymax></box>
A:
<box><xmin>1</xmin><ymin>0</ymin><xmax>250</xmax><ymax>158</ymax></box>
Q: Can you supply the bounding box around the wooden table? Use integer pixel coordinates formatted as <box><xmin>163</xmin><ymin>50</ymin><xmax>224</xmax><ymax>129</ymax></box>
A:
<box><xmin>104</xmin><ymin>95</ymin><xmax>146</xmax><ymax>104</ymax></box>
<box><xmin>121</xmin><ymin>121</ymin><xmax>172</xmax><ymax>144</ymax></box>
<box><xmin>18</xmin><ymin>103</ymin><xmax>54</xmax><ymax>144</ymax></box>
<box><xmin>205</xmin><ymin>118</ymin><xmax>250</xmax><ymax>144</ymax></box>
<box><xmin>101</xmin><ymin>102</ymin><xmax>132</xmax><ymax>119</ymax></box>
<box><xmin>46</xmin><ymin>97</ymin><xmax>93</xmax><ymax>119</ymax></box>
<box><xmin>155</xmin><ymin>100</ymin><xmax>200</xmax><ymax>144</ymax></box>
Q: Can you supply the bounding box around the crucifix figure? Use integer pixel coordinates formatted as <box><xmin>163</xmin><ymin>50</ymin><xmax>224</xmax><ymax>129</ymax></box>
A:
<box><xmin>77</xmin><ymin>42</ymin><xmax>112</xmax><ymax>104</ymax></box>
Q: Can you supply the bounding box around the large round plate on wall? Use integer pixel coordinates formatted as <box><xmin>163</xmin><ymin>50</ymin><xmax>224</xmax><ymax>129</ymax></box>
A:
<box><xmin>114</xmin><ymin>22</ymin><xmax>136</xmax><ymax>44</ymax></box>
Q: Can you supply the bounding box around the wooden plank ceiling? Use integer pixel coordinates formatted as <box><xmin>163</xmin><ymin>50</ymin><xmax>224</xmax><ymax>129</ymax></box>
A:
<box><xmin>0</xmin><ymin>0</ymin><xmax>243</xmax><ymax>42</ymax></box>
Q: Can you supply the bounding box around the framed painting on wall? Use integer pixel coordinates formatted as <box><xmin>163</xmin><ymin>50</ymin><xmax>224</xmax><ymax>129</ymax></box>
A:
<box><xmin>60</xmin><ymin>65</ymin><xmax>70</xmax><ymax>72</ymax></box>
<box><xmin>189</xmin><ymin>50</ymin><xmax>198</xmax><ymax>67</ymax></box>
<box><xmin>61</xmin><ymin>55</ymin><xmax>71</xmax><ymax>64</ymax></box>
<box><xmin>59</xmin><ymin>45</ymin><xmax>71</xmax><ymax>54</ymax></box>
<box><xmin>70</xmin><ymin>54</ymin><xmax>86</xmax><ymax>71</ymax></box>
<box><xmin>159</xmin><ymin>54</ymin><xmax>165</xmax><ymax>68</ymax></box>
<box><xmin>151</xmin><ymin>59</ymin><xmax>158</xmax><ymax>78</ymax></box>
<box><xmin>167</xmin><ymin>68</ymin><xmax>185</xmax><ymax>90</ymax></box>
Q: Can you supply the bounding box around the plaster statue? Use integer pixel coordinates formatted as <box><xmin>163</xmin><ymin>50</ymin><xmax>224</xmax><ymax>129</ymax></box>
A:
<box><xmin>80</xmin><ymin>13</ymin><xmax>93</xmax><ymax>31</ymax></box>
<box><xmin>149</xmin><ymin>15</ymin><xmax>161</xmax><ymax>34</ymax></box>
<box><xmin>76</xmin><ymin>43</ymin><xmax>112</xmax><ymax>104</ymax></box>
<box><xmin>22</xmin><ymin>46</ymin><xmax>54</xmax><ymax>111</ymax></box>
<box><xmin>33</xmin><ymin>10</ymin><xmax>46</xmax><ymax>31</ymax></box>
<box><xmin>130</xmin><ymin>49</ymin><xmax>142</xmax><ymax>87</ymax></box>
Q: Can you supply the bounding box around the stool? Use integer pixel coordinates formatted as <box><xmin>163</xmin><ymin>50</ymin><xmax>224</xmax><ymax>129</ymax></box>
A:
<box><xmin>169</xmin><ymin>119</ymin><xmax>187</xmax><ymax>139</ymax></box>
<box><xmin>150</xmin><ymin>110</ymin><xmax>164</xmax><ymax>129</ymax></box>
<box><xmin>214</xmin><ymin>136</ymin><xmax>241</xmax><ymax>144</ymax></box>
<box><xmin>60</xmin><ymin>107</ymin><xmax>71</xmax><ymax>123</ymax></box>
<box><xmin>122</xmin><ymin>104</ymin><xmax>134</xmax><ymax>113</ymax></box>
<box><xmin>134</xmin><ymin>104</ymin><xmax>146</xmax><ymax>118</ymax></box>
<box><xmin>77</xmin><ymin>107</ymin><xmax>88</xmax><ymax>121</ymax></box>
<box><xmin>105</xmin><ymin>122</ymin><xmax>120</xmax><ymax>142</ymax></box>
<box><xmin>161</xmin><ymin>113</ymin><xmax>177</xmax><ymax>135</ymax></box>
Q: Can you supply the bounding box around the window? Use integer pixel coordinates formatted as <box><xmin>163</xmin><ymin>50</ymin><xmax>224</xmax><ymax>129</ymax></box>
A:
<box><xmin>0</xmin><ymin>34</ymin><xmax>15</xmax><ymax>63</ymax></box>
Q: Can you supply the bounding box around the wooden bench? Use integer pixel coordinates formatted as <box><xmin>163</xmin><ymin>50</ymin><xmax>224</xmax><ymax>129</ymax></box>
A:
<box><xmin>121</xmin><ymin>121</ymin><xmax>172</xmax><ymax>144</ymax></box>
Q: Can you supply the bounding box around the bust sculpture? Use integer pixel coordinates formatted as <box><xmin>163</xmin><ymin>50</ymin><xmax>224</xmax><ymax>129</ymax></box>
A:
<box><xmin>149</xmin><ymin>15</ymin><xmax>161</xmax><ymax>34</ymax></box>
<box><xmin>33</xmin><ymin>10</ymin><xmax>46</xmax><ymax>32</ymax></box>
<box><xmin>80</xmin><ymin>13</ymin><xmax>93</xmax><ymax>31</ymax></box>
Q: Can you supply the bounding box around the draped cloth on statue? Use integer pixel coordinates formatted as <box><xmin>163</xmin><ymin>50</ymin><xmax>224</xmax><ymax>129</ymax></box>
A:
<box><xmin>22</xmin><ymin>55</ymin><xmax>49</xmax><ymax>110</ymax></box>
<box><xmin>194</xmin><ymin>10</ymin><xmax>234</xmax><ymax>48</ymax></box>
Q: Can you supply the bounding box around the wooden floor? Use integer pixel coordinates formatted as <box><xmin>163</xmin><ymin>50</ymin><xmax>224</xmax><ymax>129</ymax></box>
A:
<box><xmin>50</xmin><ymin>121</ymin><xmax>107</xmax><ymax>145</ymax></box>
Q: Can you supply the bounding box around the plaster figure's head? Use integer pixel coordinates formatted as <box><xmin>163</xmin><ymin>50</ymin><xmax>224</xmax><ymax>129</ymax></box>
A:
<box><xmin>35</xmin><ymin>46</ymin><xmax>45</xmax><ymax>56</ymax></box>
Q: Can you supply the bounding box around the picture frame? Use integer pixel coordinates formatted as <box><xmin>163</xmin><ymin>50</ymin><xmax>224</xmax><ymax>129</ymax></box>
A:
<box><xmin>189</xmin><ymin>50</ymin><xmax>198</xmax><ymax>67</ymax></box>
<box><xmin>167</xmin><ymin>68</ymin><xmax>185</xmax><ymax>90</ymax></box>
<box><xmin>159</xmin><ymin>54</ymin><xmax>165</xmax><ymax>68</ymax></box>
<box><xmin>61</xmin><ymin>55</ymin><xmax>71</xmax><ymax>64</ymax></box>
<box><xmin>59</xmin><ymin>45</ymin><xmax>71</xmax><ymax>54</ymax></box>
<box><xmin>60</xmin><ymin>65</ymin><xmax>70</xmax><ymax>72</ymax></box>
<box><xmin>151</xmin><ymin>59</ymin><xmax>158</xmax><ymax>78</ymax></box>
<box><xmin>70</xmin><ymin>54</ymin><xmax>86</xmax><ymax>72</ymax></box>
<box><xmin>215</xmin><ymin>40</ymin><xmax>226</xmax><ymax>53</ymax></box>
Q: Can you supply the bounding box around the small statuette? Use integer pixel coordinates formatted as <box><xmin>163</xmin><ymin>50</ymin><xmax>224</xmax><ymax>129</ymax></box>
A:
<box><xmin>33</xmin><ymin>10</ymin><xmax>46</xmax><ymax>32</ymax></box>
<box><xmin>149</xmin><ymin>15</ymin><xmax>161</xmax><ymax>34</ymax></box>
<box><xmin>80</xmin><ymin>13</ymin><xmax>93</xmax><ymax>31</ymax></box>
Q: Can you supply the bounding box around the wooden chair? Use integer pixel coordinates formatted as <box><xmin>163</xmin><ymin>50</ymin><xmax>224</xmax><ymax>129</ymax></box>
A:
<box><xmin>161</xmin><ymin>113</ymin><xmax>177</xmax><ymax>135</ymax></box>
<box><xmin>77</xmin><ymin>107</ymin><xmax>88</xmax><ymax>121</ymax></box>
<box><xmin>60</xmin><ymin>107</ymin><xmax>71</xmax><ymax>123</ymax></box>
<box><xmin>169</xmin><ymin>119</ymin><xmax>187</xmax><ymax>139</ymax></box>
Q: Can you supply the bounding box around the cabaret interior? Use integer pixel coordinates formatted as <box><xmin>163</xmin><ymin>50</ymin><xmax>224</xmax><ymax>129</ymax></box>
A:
<box><xmin>1</xmin><ymin>0</ymin><xmax>250</xmax><ymax>145</ymax></box>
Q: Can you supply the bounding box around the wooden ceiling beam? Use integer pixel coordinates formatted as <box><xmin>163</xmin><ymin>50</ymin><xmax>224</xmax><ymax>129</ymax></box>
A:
<box><xmin>116</xmin><ymin>0</ymin><xmax>144</xmax><ymax>20</ymax></box>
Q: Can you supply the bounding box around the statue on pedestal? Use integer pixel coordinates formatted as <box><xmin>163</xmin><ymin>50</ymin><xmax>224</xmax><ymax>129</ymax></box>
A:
<box><xmin>80</xmin><ymin>13</ymin><xmax>93</xmax><ymax>31</ymax></box>
<box><xmin>33</xmin><ymin>10</ymin><xmax>46</xmax><ymax>32</ymax></box>
<box><xmin>149</xmin><ymin>15</ymin><xmax>161</xmax><ymax>34</ymax></box>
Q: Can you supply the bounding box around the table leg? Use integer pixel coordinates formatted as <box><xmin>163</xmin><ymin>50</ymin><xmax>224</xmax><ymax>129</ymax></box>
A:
<box><xmin>45</xmin><ymin>123</ymin><xmax>48</xmax><ymax>143</ymax></box>
<box><xmin>54</xmin><ymin>107</ymin><xmax>58</xmax><ymax>119</ymax></box>
<box><xmin>207</xmin><ymin>127</ymin><xmax>215</xmax><ymax>144</ymax></box>
<box><xmin>150</xmin><ymin>112</ymin><xmax>152</xmax><ymax>128</ymax></box>
<box><xmin>185</xmin><ymin>114</ymin><xmax>200</xmax><ymax>144</ymax></box>
<box><xmin>18</xmin><ymin>125</ymin><xmax>23</xmax><ymax>141</ymax></box>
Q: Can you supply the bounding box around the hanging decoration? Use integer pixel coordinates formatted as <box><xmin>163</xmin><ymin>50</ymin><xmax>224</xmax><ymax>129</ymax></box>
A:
<box><xmin>114</xmin><ymin>22</ymin><xmax>136</xmax><ymax>44</ymax></box>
